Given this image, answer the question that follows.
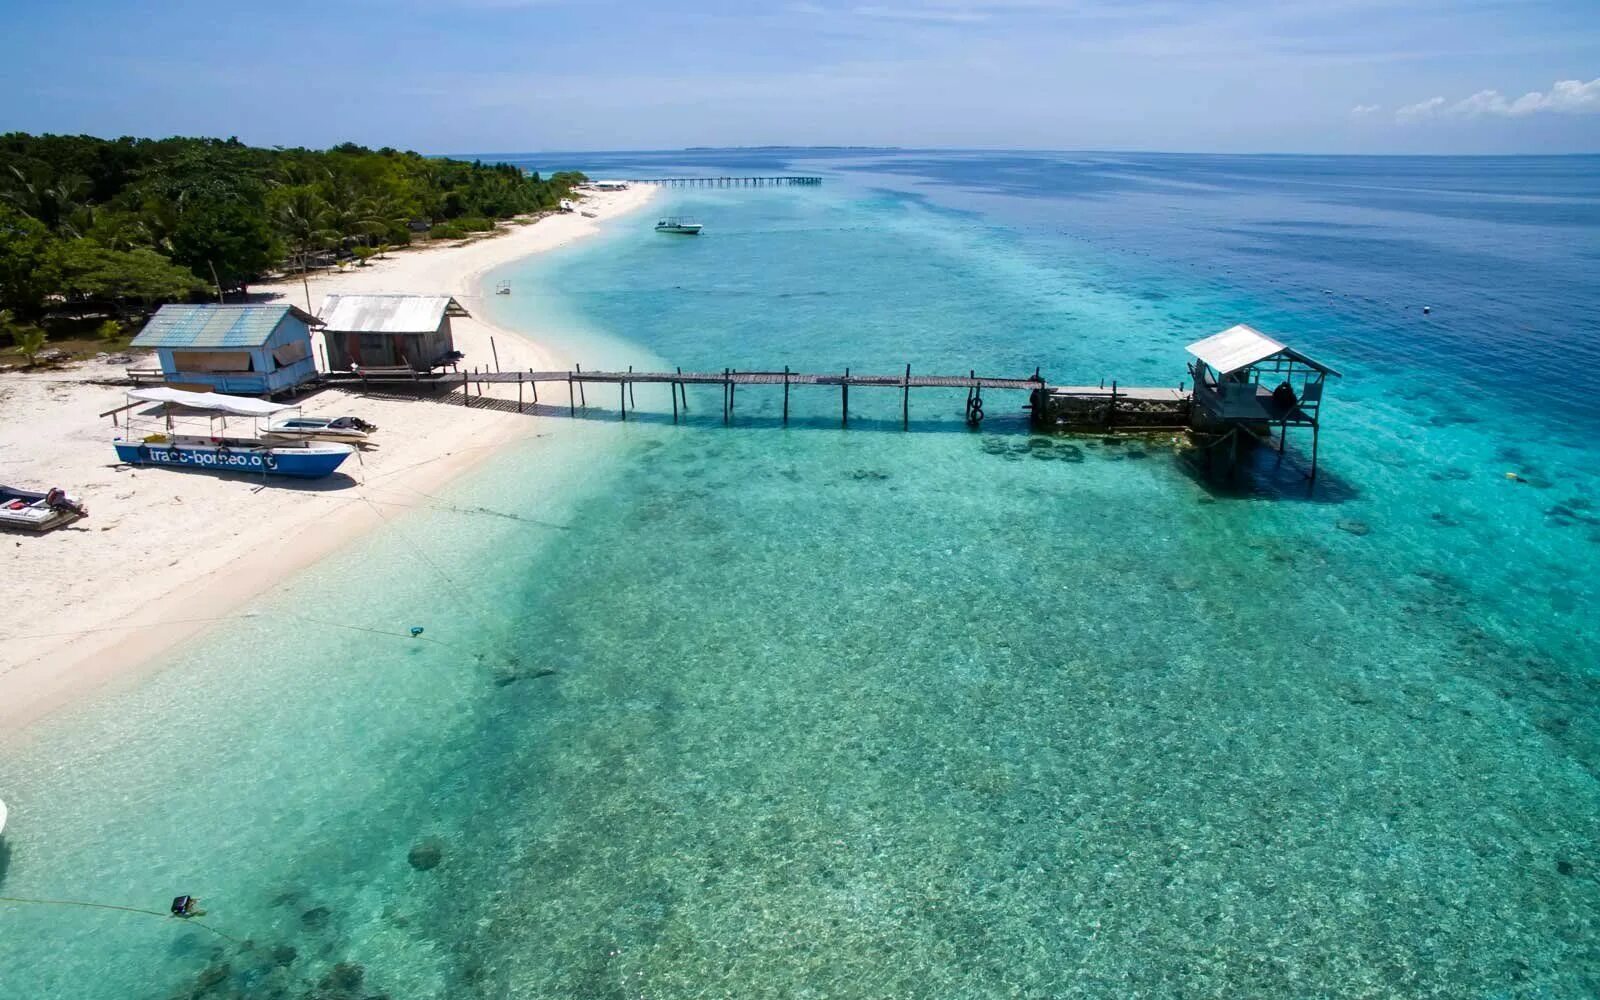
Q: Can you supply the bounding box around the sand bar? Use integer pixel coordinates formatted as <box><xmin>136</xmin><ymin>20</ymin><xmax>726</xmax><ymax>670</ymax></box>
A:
<box><xmin>0</xmin><ymin>184</ymin><xmax>657</xmax><ymax>734</ymax></box>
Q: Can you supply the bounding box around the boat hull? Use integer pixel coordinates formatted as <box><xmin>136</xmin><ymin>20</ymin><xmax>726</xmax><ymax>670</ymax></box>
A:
<box><xmin>113</xmin><ymin>440</ymin><xmax>352</xmax><ymax>479</ymax></box>
<box><xmin>656</xmin><ymin>225</ymin><xmax>702</xmax><ymax>235</ymax></box>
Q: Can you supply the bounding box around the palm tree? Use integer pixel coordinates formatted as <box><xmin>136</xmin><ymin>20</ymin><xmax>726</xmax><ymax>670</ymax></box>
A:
<box><xmin>2</xmin><ymin>166</ymin><xmax>89</xmax><ymax>235</ymax></box>
<box><xmin>271</xmin><ymin>185</ymin><xmax>336</xmax><ymax>272</ymax></box>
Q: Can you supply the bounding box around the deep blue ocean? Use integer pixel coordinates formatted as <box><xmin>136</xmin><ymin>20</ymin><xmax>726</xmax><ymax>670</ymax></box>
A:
<box><xmin>2</xmin><ymin>150</ymin><xmax>1597</xmax><ymax>999</ymax></box>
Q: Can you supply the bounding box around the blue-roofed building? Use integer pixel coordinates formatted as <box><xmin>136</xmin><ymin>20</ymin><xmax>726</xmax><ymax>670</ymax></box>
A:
<box><xmin>130</xmin><ymin>304</ymin><xmax>320</xmax><ymax>396</ymax></box>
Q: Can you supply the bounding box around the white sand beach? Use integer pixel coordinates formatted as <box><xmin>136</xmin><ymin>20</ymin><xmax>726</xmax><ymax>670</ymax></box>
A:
<box><xmin>0</xmin><ymin>184</ymin><xmax>656</xmax><ymax>733</ymax></box>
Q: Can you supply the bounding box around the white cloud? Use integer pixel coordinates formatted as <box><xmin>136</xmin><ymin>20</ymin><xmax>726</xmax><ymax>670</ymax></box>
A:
<box><xmin>1349</xmin><ymin>103</ymin><xmax>1380</xmax><ymax>116</ymax></box>
<box><xmin>1395</xmin><ymin>96</ymin><xmax>1445</xmax><ymax>121</ymax></box>
<box><xmin>1397</xmin><ymin>76</ymin><xmax>1600</xmax><ymax>122</ymax></box>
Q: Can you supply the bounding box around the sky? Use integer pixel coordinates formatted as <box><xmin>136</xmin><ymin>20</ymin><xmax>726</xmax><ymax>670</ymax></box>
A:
<box><xmin>0</xmin><ymin>0</ymin><xmax>1596</xmax><ymax>154</ymax></box>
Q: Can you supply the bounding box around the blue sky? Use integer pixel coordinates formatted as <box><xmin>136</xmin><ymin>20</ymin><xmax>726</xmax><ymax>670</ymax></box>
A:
<box><xmin>1</xmin><ymin>0</ymin><xmax>1596</xmax><ymax>153</ymax></box>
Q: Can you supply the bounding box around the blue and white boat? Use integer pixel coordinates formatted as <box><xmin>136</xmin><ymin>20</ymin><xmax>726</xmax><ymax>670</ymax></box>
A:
<box><xmin>110</xmin><ymin>387</ymin><xmax>354</xmax><ymax>480</ymax></box>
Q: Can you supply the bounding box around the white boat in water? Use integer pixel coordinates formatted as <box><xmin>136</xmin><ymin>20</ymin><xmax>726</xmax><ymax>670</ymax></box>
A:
<box><xmin>263</xmin><ymin>415</ymin><xmax>378</xmax><ymax>446</ymax></box>
<box><xmin>1</xmin><ymin>485</ymin><xmax>87</xmax><ymax>533</ymax></box>
<box><xmin>655</xmin><ymin>217</ymin><xmax>703</xmax><ymax>235</ymax></box>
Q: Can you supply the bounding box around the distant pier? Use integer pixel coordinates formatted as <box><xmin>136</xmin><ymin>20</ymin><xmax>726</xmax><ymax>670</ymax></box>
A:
<box><xmin>627</xmin><ymin>176</ymin><xmax>823</xmax><ymax>188</ymax></box>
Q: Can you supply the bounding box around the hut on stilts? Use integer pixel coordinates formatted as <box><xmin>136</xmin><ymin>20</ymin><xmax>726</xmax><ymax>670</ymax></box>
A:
<box><xmin>1185</xmin><ymin>324</ymin><xmax>1341</xmax><ymax>480</ymax></box>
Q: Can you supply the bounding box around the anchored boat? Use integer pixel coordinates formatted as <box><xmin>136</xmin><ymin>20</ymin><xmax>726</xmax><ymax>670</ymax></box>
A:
<box><xmin>109</xmin><ymin>388</ymin><xmax>355</xmax><ymax>480</ymax></box>
<box><xmin>655</xmin><ymin>217</ymin><xmax>703</xmax><ymax>235</ymax></box>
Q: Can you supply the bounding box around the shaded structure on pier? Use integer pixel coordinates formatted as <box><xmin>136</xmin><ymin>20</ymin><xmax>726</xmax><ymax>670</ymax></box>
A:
<box><xmin>1185</xmin><ymin>324</ymin><xmax>1341</xmax><ymax>479</ymax></box>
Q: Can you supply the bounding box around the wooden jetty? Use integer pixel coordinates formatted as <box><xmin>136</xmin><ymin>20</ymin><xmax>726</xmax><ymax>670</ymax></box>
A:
<box><xmin>626</xmin><ymin>176</ymin><xmax>822</xmax><ymax>188</ymax></box>
<box><xmin>361</xmin><ymin>364</ymin><xmax>1195</xmax><ymax>432</ymax></box>
<box><xmin>321</xmin><ymin>324</ymin><xmax>1339</xmax><ymax>478</ymax></box>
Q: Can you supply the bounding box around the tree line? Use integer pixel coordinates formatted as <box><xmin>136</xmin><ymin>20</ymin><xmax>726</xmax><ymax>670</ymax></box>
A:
<box><xmin>0</xmin><ymin>133</ymin><xmax>584</xmax><ymax>348</ymax></box>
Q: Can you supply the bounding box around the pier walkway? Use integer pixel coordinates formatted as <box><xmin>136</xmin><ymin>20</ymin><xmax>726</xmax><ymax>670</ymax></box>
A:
<box><xmin>327</xmin><ymin>365</ymin><xmax>1191</xmax><ymax>430</ymax></box>
<box><xmin>627</xmin><ymin>176</ymin><xmax>822</xmax><ymax>188</ymax></box>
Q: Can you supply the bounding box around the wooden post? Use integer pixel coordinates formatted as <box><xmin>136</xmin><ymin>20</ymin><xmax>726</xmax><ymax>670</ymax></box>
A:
<box><xmin>783</xmin><ymin>366</ymin><xmax>790</xmax><ymax>425</ymax></box>
<box><xmin>729</xmin><ymin>370</ymin><xmax>736</xmax><ymax>419</ymax></box>
<box><xmin>722</xmin><ymin>368</ymin><xmax>729</xmax><ymax>423</ymax></box>
<box><xmin>530</xmin><ymin>369</ymin><xmax>538</xmax><ymax>403</ymax></box>
<box><xmin>567</xmin><ymin>373</ymin><xmax>575</xmax><ymax>416</ymax></box>
<box><xmin>627</xmin><ymin>365</ymin><xmax>636</xmax><ymax>408</ymax></box>
<box><xmin>671</xmin><ymin>378</ymin><xmax>679</xmax><ymax>422</ymax></box>
<box><xmin>462</xmin><ymin>369</ymin><xmax>469</xmax><ymax>406</ymax></box>
<box><xmin>490</xmin><ymin>336</ymin><xmax>500</xmax><ymax>372</ymax></box>
<box><xmin>575</xmin><ymin>363</ymin><xmax>586</xmax><ymax>406</ymax></box>
<box><xmin>902</xmin><ymin>363</ymin><xmax>910</xmax><ymax>430</ymax></box>
<box><xmin>518</xmin><ymin>379</ymin><xmax>523</xmax><ymax>413</ymax></box>
<box><xmin>619</xmin><ymin>379</ymin><xmax>626</xmax><ymax>420</ymax></box>
<box><xmin>842</xmin><ymin>367</ymin><xmax>849</xmax><ymax>428</ymax></box>
<box><xmin>1310</xmin><ymin>422</ymin><xmax>1321</xmax><ymax>482</ymax></box>
<box><xmin>677</xmin><ymin>366</ymin><xmax>687</xmax><ymax>411</ymax></box>
<box><xmin>1106</xmin><ymin>380</ymin><xmax>1118</xmax><ymax>428</ymax></box>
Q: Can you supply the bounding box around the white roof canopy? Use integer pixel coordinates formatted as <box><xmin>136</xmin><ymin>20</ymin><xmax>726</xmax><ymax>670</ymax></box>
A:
<box><xmin>127</xmin><ymin>387</ymin><xmax>294</xmax><ymax>416</ymax></box>
<box><xmin>1186</xmin><ymin>324</ymin><xmax>1340</xmax><ymax>377</ymax></box>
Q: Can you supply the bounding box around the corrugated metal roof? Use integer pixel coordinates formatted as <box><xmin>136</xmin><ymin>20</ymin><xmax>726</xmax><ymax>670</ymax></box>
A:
<box><xmin>131</xmin><ymin>305</ymin><xmax>312</xmax><ymax>349</ymax></box>
<box><xmin>1186</xmin><ymin>324</ymin><xmax>1285</xmax><ymax>375</ymax></box>
<box><xmin>318</xmin><ymin>294</ymin><xmax>463</xmax><ymax>334</ymax></box>
<box><xmin>1185</xmin><ymin>324</ymin><xmax>1341</xmax><ymax>377</ymax></box>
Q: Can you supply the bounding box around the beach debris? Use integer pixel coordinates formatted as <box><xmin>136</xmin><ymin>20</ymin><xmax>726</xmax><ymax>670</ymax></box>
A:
<box><xmin>407</xmin><ymin>838</ymin><xmax>445</xmax><ymax>871</ymax></box>
<box><xmin>1336</xmin><ymin>519</ymin><xmax>1371</xmax><ymax>536</ymax></box>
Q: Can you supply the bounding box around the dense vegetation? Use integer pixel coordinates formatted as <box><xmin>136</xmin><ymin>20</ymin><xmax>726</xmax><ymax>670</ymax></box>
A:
<box><xmin>0</xmin><ymin>133</ymin><xmax>583</xmax><ymax>353</ymax></box>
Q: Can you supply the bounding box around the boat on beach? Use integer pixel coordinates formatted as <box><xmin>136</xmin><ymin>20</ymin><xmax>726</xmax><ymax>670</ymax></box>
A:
<box><xmin>0</xmin><ymin>485</ymin><xmax>87</xmax><ymax>532</ymax></box>
<box><xmin>109</xmin><ymin>388</ymin><xmax>355</xmax><ymax>480</ymax></box>
<box><xmin>655</xmin><ymin>217</ymin><xmax>703</xmax><ymax>235</ymax></box>
<box><xmin>263</xmin><ymin>414</ymin><xmax>378</xmax><ymax>447</ymax></box>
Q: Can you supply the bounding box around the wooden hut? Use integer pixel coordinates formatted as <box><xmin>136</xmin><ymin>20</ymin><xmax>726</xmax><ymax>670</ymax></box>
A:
<box><xmin>1186</xmin><ymin>324</ymin><xmax>1341</xmax><ymax>477</ymax></box>
<box><xmin>318</xmin><ymin>294</ymin><xmax>467</xmax><ymax>373</ymax></box>
<box><xmin>130</xmin><ymin>304</ymin><xmax>320</xmax><ymax>397</ymax></box>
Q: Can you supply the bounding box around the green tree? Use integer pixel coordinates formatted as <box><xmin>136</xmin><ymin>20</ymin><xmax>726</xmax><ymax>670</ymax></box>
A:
<box><xmin>0</xmin><ymin>204</ymin><xmax>60</xmax><ymax>316</ymax></box>
<box><xmin>16</xmin><ymin>327</ymin><xmax>48</xmax><ymax>365</ymax></box>
<box><xmin>168</xmin><ymin>197</ymin><xmax>279</xmax><ymax>291</ymax></box>
<box><xmin>51</xmin><ymin>240</ymin><xmax>205</xmax><ymax>309</ymax></box>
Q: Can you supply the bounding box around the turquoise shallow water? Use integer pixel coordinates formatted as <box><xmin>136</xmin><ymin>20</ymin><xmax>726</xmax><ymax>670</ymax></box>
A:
<box><xmin>2</xmin><ymin>153</ymin><xmax>1598</xmax><ymax>998</ymax></box>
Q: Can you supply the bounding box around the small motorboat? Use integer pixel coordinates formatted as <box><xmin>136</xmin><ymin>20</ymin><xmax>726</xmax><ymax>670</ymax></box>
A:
<box><xmin>0</xmin><ymin>485</ymin><xmax>87</xmax><ymax>533</ymax></box>
<box><xmin>263</xmin><ymin>415</ymin><xmax>378</xmax><ymax>446</ymax></box>
<box><xmin>495</xmin><ymin>281</ymin><xmax>512</xmax><ymax>295</ymax></box>
<box><xmin>655</xmin><ymin>217</ymin><xmax>703</xmax><ymax>235</ymax></box>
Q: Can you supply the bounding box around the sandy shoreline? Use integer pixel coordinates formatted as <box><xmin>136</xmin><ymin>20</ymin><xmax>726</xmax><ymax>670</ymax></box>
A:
<box><xmin>0</xmin><ymin>184</ymin><xmax>657</xmax><ymax>735</ymax></box>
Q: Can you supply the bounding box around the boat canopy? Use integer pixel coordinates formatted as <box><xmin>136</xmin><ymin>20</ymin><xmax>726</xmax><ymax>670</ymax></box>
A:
<box><xmin>127</xmin><ymin>387</ymin><xmax>296</xmax><ymax>416</ymax></box>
